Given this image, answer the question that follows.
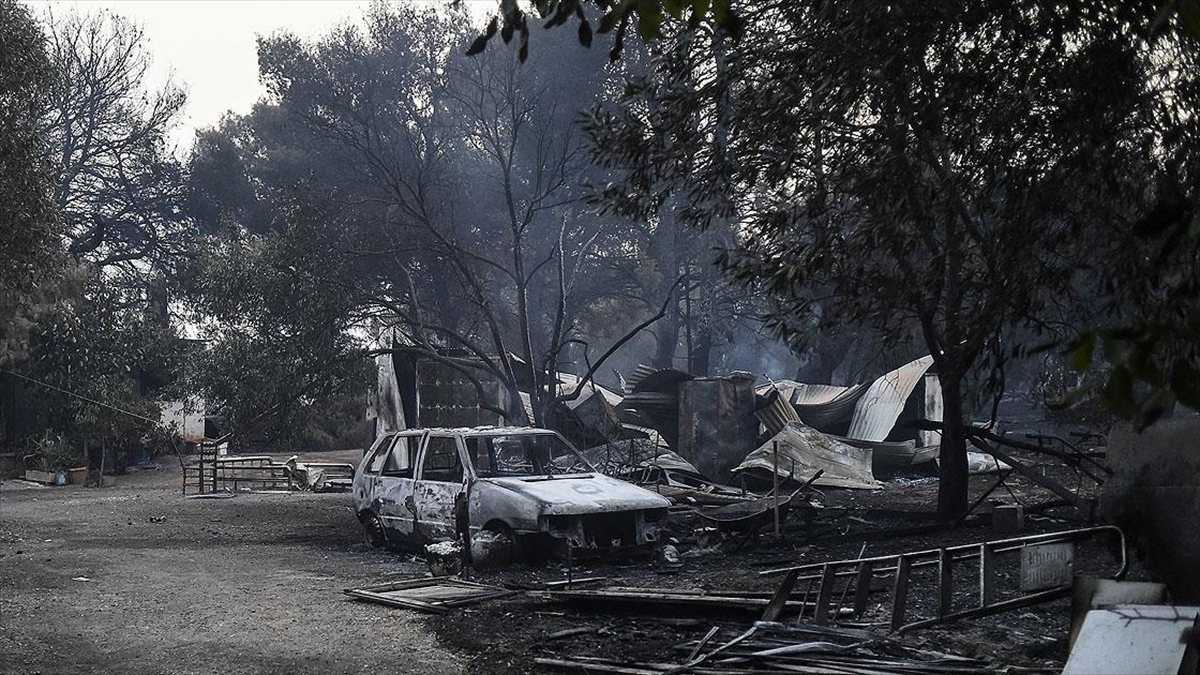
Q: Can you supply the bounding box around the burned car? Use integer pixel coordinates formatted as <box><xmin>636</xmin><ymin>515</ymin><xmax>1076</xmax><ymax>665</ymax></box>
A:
<box><xmin>352</xmin><ymin>427</ymin><xmax>671</xmax><ymax>561</ymax></box>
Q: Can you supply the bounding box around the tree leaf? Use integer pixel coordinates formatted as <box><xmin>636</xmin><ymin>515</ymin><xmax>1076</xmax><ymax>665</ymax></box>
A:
<box><xmin>609</xmin><ymin>15</ymin><xmax>627</xmax><ymax>61</ymax></box>
<box><xmin>578</xmin><ymin>17</ymin><xmax>593</xmax><ymax>47</ymax></box>
<box><xmin>598</xmin><ymin>7</ymin><xmax>622</xmax><ymax>34</ymax></box>
<box><xmin>1171</xmin><ymin>360</ymin><xmax>1200</xmax><ymax>411</ymax></box>
<box><xmin>1182</xmin><ymin>0</ymin><xmax>1200</xmax><ymax>35</ymax></box>
<box><xmin>518</xmin><ymin>27</ymin><xmax>530</xmax><ymax>62</ymax></box>
<box><xmin>1101</xmin><ymin>365</ymin><xmax>1137</xmax><ymax>419</ymax></box>
<box><xmin>1138</xmin><ymin>387</ymin><xmax>1176</xmax><ymax>430</ymax></box>
<box><xmin>662</xmin><ymin>0</ymin><xmax>686</xmax><ymax>20</ymax></box>
<box><xmin>1128</xmin><ymin>343</ymin><xmax>1163</xmax><ymax>386</ymax></box>
<box><xmin>637</xmin><ymin>5</ymin><xmax>664</xmax><ymax>40</ymax></box>
<box><xmin>465</xmin><ymin>34</ymin><xmax>489</xmax><ymax>56</ymax></box>
<box><xmin>1066</xmin><ymin>331</ymin><xmax>1095</xmax><ymax>372</ymax></box>
<box><xmin>1102</xmin><ymin>336</ymin><xmax>1130</xmax><ymax>364</ymax></box>
<box><xmin>712</xmin><ymin>0</ymin><xmax>732</xmax><ymax>25</ymax></box>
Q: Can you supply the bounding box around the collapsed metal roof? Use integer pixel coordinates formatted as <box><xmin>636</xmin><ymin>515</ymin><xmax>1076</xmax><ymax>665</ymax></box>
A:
<box><xmin>734</xmin><ymin>421</ymin><xmax>882</xmax><ymax>490</ymax></box>
<box><xmin>845</xmin><ymin>355</ymin><xmax>935</xmax><ymax>443</ymax></box>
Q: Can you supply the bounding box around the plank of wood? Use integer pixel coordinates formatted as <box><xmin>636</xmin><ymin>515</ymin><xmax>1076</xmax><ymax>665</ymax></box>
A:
<box><xmin>344</xmin><ymin>589</ymin><xmax>448</xmax><ymax>614</ymax></box>
<box><xmin>937</xmin><ymin>548</ymin><xmax>952</xmax><ymax>618</ymax></box>
<box><xmin>978</xmin><ymin>442</ymin><xmax>1086</xmax><ymax>507</ymax></box>
<box><xmin>853</xmin><ymin>562</ymin><xmax>874</xmax><ymax>619</ymax></box>
<box><xmin>814</xmin><ymin>564</ymin><xmax>835</xmax><ymax>625</ymax></box>
<box><xmin>890</xmin><ymin>555</ymin><xmax>912</xmax><ymax>632</ymax></box>
<box><xmin>533</xmin><ymin>657</ymin><xmax>659</xmax><ymax>674</ymax></box>
<box><xmin>345</xmin><ymin>577</ymin><xmax>516</xmax><ymax>612</ymax></box>
<box><xmin>979</xmin><ymin>543</ymin><xmax>995</xmax><ymax>607</ymax></box>
<box><xmin>761</xmin><ymin>568</ymin><xmax>800</xmax><ymax>622</ymax></box>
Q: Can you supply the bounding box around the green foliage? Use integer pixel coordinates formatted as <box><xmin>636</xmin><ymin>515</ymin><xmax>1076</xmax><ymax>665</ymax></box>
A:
<box><xmin>469</xmin><ymin>0</ymin><xmax>740</xmax><ymax>62</ymax></box>
<box><xmin>0</xmin><ymin>0</ymin><xmax>62</xmax><ymax>365</ymax></box>
<box><xmin>182</xmin><ymin>215</ymin><xmax>371</xmax><ymax>445</ymax></box>
<box><xmin>1065</xmin><ymin>322</ymin><xmax>1200</xmax><ymax>428</ymax></box>
<box><xmin>20</xmin><ymin>265</ymin><xmax>181</xmax><ymax>449</ymax></box>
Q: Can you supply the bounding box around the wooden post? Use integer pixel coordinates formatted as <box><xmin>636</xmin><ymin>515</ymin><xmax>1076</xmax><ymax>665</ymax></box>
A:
<box><xmin>891</xmin><ymin>555</ymin><xmax>912</xmax><ymax>632</ymax></box>
<box><xmin>938</xmin><ymin>548</ymin><xmax>953</xmax><ymax>618</ymax></box>
<box><xmin>797</xmin><ymin>577</ymin><xmax>814</xmax><ymax>622</ymax></box>
<box><xmin>814</xmin><ymin>563</ymin><xmax>835</xmax><ymax>624</ymax></box>
<box><xmin>979</xmin><ymin>543</ymin><xmax>996</xmax><ymax>607</ymax></box>
<box><xmin>772</xmin><ymin>441</ymin><xmax>780</xmax><ymax>536</ymax></box>
<box><xmin>762</xmin><ymin>568</ymin><xmax>800</xmax><ymax>622</ymax></box>
<box><xmin>566</xmin><ymin>544</ymin><xmax>574</xmax><ymax>589</ymax></box>
<box><xmin>853</xmin><ymin>561</ymin><xmax>874</xmax><ymax>619</ymax></box>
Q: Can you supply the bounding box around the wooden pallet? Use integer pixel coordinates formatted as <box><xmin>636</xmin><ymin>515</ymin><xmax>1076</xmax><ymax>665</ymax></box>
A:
<box><xmin>344</xmin><ymin>577</ymin><xmax>518</xmax><ymax>614</ymax></box>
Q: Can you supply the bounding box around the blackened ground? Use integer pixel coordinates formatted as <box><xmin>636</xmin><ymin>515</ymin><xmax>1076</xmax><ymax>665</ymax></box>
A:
<box><xmin>425</xmin><ymin>449</ymin><xmax>1142</xmax><ymax>675</ymax></box>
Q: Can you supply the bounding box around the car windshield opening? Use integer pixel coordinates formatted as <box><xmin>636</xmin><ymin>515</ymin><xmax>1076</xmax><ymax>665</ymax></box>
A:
<box><xmin>470</xmin><ymin>434</ymin><xmax>591</xmax><ymax>477</ymax></box>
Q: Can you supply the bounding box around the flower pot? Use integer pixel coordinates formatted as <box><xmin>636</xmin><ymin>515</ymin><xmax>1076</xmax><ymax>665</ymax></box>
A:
<box><xmin>67</xmin><ymin>466</ymin><xmax>88</xmax><ymax>485</ymax></box>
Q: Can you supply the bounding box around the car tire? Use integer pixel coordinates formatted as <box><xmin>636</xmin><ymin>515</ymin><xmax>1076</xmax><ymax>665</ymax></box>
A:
<box><xmin>486</xmin><ymin>523</ymin><xmax>521</xmax><ymax>566</ymax></box>
<box><xmin>363</xmin><ymin>512</ymin><xmax>387</xmax><ymax>549</ymax></box>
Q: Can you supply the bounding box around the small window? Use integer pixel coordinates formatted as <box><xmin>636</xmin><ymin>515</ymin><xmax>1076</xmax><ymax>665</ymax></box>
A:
<box><xmin>466</xmin><ymin>437</ymin><xmax>492</xmax><ymax>475</ymax></box>
<box><xmin>420</xmin><ymin>436</ymin><xmax>462</xmax><ymax>483</ymax></box>
<box><xmin>366</xmin><ymin>437</ymin><xmax>391</xmax><ymax>474</ymax></box>
<box><xmin>382</xmin><ymin>435</ymin><xmax>417</xmax><ymax>477</ymax></box>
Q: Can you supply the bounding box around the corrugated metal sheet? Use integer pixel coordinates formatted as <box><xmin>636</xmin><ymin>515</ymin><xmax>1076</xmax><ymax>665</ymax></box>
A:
<box><xmin>791</xmin><ymin>383</ymin><xmax>855</xmax><ymax>405</ymax></box>
<box><xmin>755</xmin><ymin>379</ymin><xmax>801</xmax><ymax>397</ymax></box>
<box><xmin>733</xmin><ymin>421</ymin><xmax>881</xmax><ymax>490</ymax></box>
<box><xmin>794</xmin><ymin>382</ymin><xmax>870</xmax><ymax>430</ymax></box>
<box><xmin>845</xmin><ymin>355</ymin><xmax>934</xmax><ymax>442</ymax></box>
<box><xmin>755</xmin><ymin>387</ymin><xmax>800</xmax><ymax>437</ymax></box>
<box><xmin>617</xmin><ymin>368</ymin><xmax>695</xmax><ymax>449</ymax></box>
<box><xmin>555</xmin><ymin>372</ymin><xmax>623</xmax><ymax>410</ymax></box>
<box><xmin>626</xmin><ymin>364</ymin><xmax>659</xmax><ymax>390</ymax></box>
<box><xmin>831</xmin><ymin>435</ymin><xmax>918</xmax><ymax>477</ymax></box>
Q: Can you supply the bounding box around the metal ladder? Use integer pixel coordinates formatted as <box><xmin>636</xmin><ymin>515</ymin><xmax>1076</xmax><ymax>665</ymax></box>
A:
<box><xmin>759</xmin><ymin>526</ymin><xmax>1127</xmax><ymax>632</ymax></box>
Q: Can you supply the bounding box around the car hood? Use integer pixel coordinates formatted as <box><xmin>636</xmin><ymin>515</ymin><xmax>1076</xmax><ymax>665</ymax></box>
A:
<box><xmin>478</xmin><ymin>474</ymin><xmax>671</xmax><ymax>516</ymax></box>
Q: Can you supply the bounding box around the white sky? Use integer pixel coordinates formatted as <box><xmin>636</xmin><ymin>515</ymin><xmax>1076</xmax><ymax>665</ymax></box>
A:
<box><xmin>28</xmin><ymin>1</ymin><xmax>494</xmax><ymax>154</ymax></box>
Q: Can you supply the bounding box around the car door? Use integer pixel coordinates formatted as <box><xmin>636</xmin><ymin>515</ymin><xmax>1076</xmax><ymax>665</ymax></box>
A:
<box><xmin>412</xmin><ymin>433</ymin><xmax>469</xmax><ymax>542</ymax></box>
<box><xmin>372</xmin><ymin>431</ymin><xmax>423</xmax><ymax>542</ymax></box>
<box><xmin>354</xmin><ymin>433</ymin><xmax>393</xmax><ymax>512</ymax></box>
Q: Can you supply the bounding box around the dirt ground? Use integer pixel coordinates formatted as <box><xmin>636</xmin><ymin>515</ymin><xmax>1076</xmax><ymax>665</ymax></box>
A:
<box><xmin>1</xmin><ymin>444</ymin><xmax>1134</xmax><ymax>675</ymax></box>
<box><xmin>0</xmin><ymin>451</ymin><xmax>461</xmax><ymax>675</ymax></box>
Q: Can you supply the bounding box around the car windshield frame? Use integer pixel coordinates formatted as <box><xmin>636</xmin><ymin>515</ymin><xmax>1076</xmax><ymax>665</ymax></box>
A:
<box><xmin>468</xmin><ymin>432</ymin><xmax>594</xmax><ymax>478</ymax></box>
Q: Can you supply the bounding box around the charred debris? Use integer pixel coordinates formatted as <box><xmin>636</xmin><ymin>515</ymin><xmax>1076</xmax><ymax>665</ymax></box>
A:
<box><xmin>326</xmin><ymin>353</ymin><xmax>1200</xmax><ymax>674</ymax></box>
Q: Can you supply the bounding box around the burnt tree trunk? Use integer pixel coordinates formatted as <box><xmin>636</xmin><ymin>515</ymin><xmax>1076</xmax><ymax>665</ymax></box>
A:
<box><xmin>690</xmin><ymin>322</ymin><xmax>713</xmax><ymax>376</ymax></box>
<box><xmin>651</xmin><ymin>208</ymin><xmax>681</xmax><ymax>370</ymax></box>
<box><xmin>653</xmin><ymin>295</ymin><xmax>680</xmax><ymax>369</ymax></box>
<box><xmin>936</xmin><ymin>372</ymin><xmax>970</xmax><ymax>519</ymax></box>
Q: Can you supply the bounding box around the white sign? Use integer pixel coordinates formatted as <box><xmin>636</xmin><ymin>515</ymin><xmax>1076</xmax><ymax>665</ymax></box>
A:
<box><xmin>1020</xmin><ymin>542</ymin><xmax>1075</xmax><ymax>591</ymax></box>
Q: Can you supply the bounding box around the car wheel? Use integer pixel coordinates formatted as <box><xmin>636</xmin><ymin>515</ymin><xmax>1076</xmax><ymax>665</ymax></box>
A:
<box><xmin>363</xmin><ymin>512</ymin><xmax>387</xmax><ymax>549</ymax></box>
<box><xmin>484</xmin><ymin>523</ymin><xmax>521</xmax><ymax>566</ymax></box>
